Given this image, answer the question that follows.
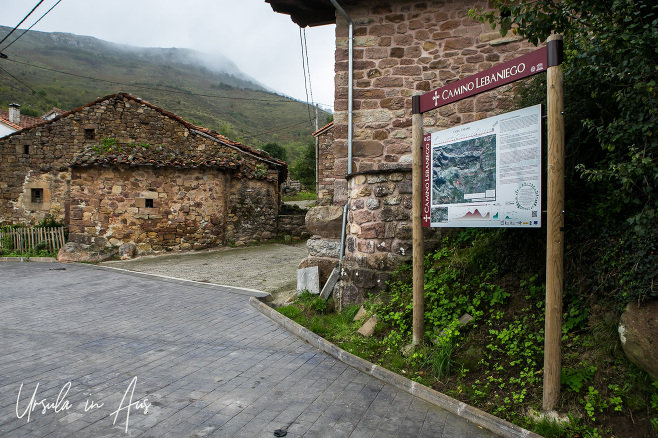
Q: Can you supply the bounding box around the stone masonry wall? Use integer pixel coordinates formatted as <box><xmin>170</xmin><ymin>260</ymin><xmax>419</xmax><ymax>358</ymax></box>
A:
<box><xmin>278</xmin><ymin>214</ymin><xmax>311</xmax><ymax>239</ymax></box>
<box><xmin>317</xmin><ymin>125</ymin><xmax>335</xmax><ymax>204</ymax></box>
<box><xmin>307</xmin><ymin>0</ymin><xmax>539</xmax><ymax>305</ymax></box>
<box><xmin>225</xmin><ymin>177</ymin><xmax>280</xmax><ymax>245</ymax></box>
<box><xmin>331</xmin><ymin>0</ymin><xmax>538</xmax><ymax>186</ymax></box>
<box><xmin>0</xmin><ymin>96</ymin><xmax>200</xmax><ymax>224</ymax></box>
<box><xmin>69</xmin><ymin>166</ymin><xmax>232</xmax><ymax>252</ymax></box>
<box><xmin>0</xmin><ymin>126</ymin><xmax>72</xmax><ymax>225</ymax></box>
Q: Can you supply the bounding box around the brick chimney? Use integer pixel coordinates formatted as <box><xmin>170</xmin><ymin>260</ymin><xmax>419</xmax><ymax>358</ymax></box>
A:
<box><xmin>8</xmin><ymin>103</ymin><xmax>20</xmax><ymax>125</ymax></box>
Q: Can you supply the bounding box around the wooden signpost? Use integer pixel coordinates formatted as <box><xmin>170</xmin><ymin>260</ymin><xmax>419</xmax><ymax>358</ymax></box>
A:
<box><xmin>411</xmin><ymin>35</ymin><xmax>564</xmax><ymax>411</ymax></box>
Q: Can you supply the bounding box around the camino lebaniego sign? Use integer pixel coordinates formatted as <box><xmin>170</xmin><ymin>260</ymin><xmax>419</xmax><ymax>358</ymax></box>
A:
<box><xmin>422</xmin><ymin>104</ymin><xmax>542</xmax><ymax>228</ymax></box>
<box><xmin>419</xmin><ymin>46</ymin><xmax>548</xmax><ymax>112</ymax></box>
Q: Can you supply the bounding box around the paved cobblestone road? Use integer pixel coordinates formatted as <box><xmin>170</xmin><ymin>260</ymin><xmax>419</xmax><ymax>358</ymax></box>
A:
<box><xmin>100</xmin><ymin>243</ymin><xmax>309</xmax><ymax>302</ymax></box>
<box><xmin>0</xmin><ymin>262</ymin><xmax>499</xmax><ymax>437</ymax></box>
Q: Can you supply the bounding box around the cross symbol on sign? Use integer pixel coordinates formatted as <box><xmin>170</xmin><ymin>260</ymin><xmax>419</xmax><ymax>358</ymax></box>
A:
<box><xmin>432</xmin><ymin>91</ymin><xmax>441</xmax><ymax>106</ymax></box>
<box><xmin>423</xmin><ymin>215</ymin><xmax>431</xmax><ymax>222</ymax></box>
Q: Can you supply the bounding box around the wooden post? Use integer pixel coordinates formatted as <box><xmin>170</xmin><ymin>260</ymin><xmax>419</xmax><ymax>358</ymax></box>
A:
<box><xmin>543</xmin><ymin>34</ymin><xmax>565</xmax><ymax>412</ymax></box>
<box><xmin>412</xmin><ymin>95</ymin><xmax>424</xmax><ymax>346</ymax></box>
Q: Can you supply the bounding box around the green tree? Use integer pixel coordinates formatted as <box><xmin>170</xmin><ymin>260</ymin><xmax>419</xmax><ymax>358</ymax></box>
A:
<box><xmin>218</xmin><ymin>122</ymin><xmax>242</xmax><ymax>142</ymax></box>
<box><xmin>262</xmin><ymin>142</ymin><xmax>288</xmax><ymax>163</ymax></box>
<box><xmin>290</xmin><ymin>139</ymin><xmax>316</xmax><ymax>190</ymax></box>
<box><xmin>472</xmin><ymin>0</ymin><xmax>657</xmax><ymax>303</ymax></box>
<box><xmin>20</xmin><ymin>106</ymin><xmax>40</xmax><ymax>117</ymax></box>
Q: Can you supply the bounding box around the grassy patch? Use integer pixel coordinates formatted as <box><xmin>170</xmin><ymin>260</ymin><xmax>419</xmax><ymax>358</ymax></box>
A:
<box><xmin>276</xmin><ymin>231</ymin><xmax>658</xmax><ymax>438</ymax></box>
<box><xmin>282</xmin><ymin>191</ymin><xmax>317</xmax><ymax>203</ymax></box>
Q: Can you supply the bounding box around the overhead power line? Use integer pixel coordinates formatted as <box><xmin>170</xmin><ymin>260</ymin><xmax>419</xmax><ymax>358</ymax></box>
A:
<box><xmin>303</xmin><ymin>29</ymin><xmax>315</xmax><ymax>114</ymax></box>
<box><xmin>3</xmin><ymin>58</ymin><xmax>330</xmax><ymax>107</ymax></box>
<box><xmin>0</xmin><ymin>62</ymin><xmax>314</xmax><ymax>143</ymax></box>
<box><xmin>241</xmin><ymin>120</ymin><xmax>313</xmax><ymax>140</ymax></box>
<box><xmin>0</xmin><ymin>64</ymin><xmax>58</xmax><ymax>106</ymax></box>
<box><xmin>299</xmin><ymin>27</ymin><xmax>314</xmax><ymax>127</ymax></box>
<box><xmin>0</xmin><ymin>0</ymin><xmax>47</xmax><ymax>47</ymax></box>
<box><xmin>1</xmin><ymin>0</ymin><xmax>64</xmax><ymax>52</ymax></box>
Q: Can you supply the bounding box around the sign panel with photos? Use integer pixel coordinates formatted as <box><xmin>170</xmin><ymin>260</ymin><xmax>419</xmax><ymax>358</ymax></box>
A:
<box><xmin>422</xmin><ymin>104</ymin><xmax>542</xmax><ymax>228</ymax></box>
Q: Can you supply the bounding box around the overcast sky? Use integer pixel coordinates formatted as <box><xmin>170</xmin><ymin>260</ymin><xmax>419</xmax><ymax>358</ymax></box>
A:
<box><xmin>0</xmin><ymin>0</ymin><xmax>336</xmax><ymax>110</ymax></box>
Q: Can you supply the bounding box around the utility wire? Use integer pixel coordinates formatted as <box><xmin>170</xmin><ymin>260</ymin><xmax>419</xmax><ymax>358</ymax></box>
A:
<box><xmin>299</xmin><ymin>27</ymin><xmax>314</xmax><ymax>126</ymax></box>
<box><xmin>241</xmin><ymin>120</ymin><xmax>312</xmax><ymax>140</ymax></box>
<box><xmin>0</xmin><ymin>64</ymin><xmax>58</xmax><ymax>106</ymax></box>
<box><xmin>303</xmin><ymin>28</ymin><xmax>316</xmax><ymax>124</ymax></box>
<box><xmin>1</xmin><ymin>0</ymin><xmax>64</xmax><ymax>52</ymax></box>
<box><xmin>0</xmin><ymin>0</ymin><xmax>46</xmax><ymax>47</ymax></box>
<box><xmin>3</xmin><ymin>58</ymin><xmax>330</xmax><ymax>107</ymax></box>
<box><xmin>0</xmin><ymin>62</ymin><xmax>312</xmax><ymax>143</ymax></box>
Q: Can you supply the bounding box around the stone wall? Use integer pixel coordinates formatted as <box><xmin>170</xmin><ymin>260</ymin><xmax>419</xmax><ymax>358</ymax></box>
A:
<box><xmin>332</xmin><ymin>0</ymin><xmax>537</xmax><ymax>178</ymax></box>
<box><xmin>0</xmin><ymin>125</ymin><xmax>72</xmax><ymax>225</ymax></box>
<box><xmin>315</xmin><ymin>123</ymin><xmax>335</xmax><ymax>204</ymax></box>
<box><xmin>0</xmin><ymin>94</ymin><xmax>284</xmax><ymax>225</ymax></box>
<box><xmin>0</xmin><ymin>95</ymin><xmax>206</xmax><ymax>226</ymax></box>
<box><xmin>302</xmin><ymin>0</ymin><xmax>538</xmax><ymax>306</ymax></box>
<box><xmin>69</xmin><ymin>166</ymin><xmax>227</xmax><ymax>251</ymax></box>
<box><xmin>225</xmin><ymin>178</ymin><xmax>280</xmax><ymax>245</ymax></box>
<box><xmin>69</xmin><ymin>166</ymin><xmax>281</xmax><ymax>252</ymax></box>
<box><xmin>278</xmin><ymin>214</ymin><xmax>311</xmax><ymax>239</ymax></box>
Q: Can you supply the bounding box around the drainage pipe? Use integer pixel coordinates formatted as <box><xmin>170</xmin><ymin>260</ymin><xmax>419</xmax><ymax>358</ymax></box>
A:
<box><xmin>338</xmin><ymin>203</ymin><xmax>348</xmax><ymax>264</ymax></box>
<box><xmin>329</xmin><ymin>0</ymin><xmax>354</xmax><ymax>174</ymax></box>
<box><xmin>329</xmin><ymin>0</ymin><xmax>354</xmax><ymax>269</ymax></box>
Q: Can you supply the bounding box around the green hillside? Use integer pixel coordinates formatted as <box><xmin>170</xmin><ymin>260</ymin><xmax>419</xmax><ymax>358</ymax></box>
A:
<box><xmin>0</xmin><ymin>26</ymin><xmax>329</xmax><ymax>149</ymax></box>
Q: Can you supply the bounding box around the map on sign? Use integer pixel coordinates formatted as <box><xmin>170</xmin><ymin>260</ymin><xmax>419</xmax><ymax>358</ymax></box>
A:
<box><xmin>432</xmin><ymin>134</ymin><xmax>497</xmax><ymax>205</ymax></box>
<box><xmin>425</xmin><ymin>105</ymin><xmax>542</xmax><ymax>228</ymax></box>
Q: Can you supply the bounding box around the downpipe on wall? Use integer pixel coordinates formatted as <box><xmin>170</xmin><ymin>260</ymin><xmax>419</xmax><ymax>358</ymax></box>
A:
<box><xmin>329</xmin><ymin>0</ymin><xmax>353</xmax><ymax>272</ymax></box>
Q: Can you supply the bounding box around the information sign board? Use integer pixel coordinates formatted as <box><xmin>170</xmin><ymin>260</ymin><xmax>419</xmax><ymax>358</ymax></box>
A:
<box><xmin>422</xmin><ymin>104</ymin><xmax>542</xmax><ymax>228</ymax></box>
<box><xmin>419</xmin><ymin>46</ymin><xmax>548</xmax><ymax>112</ymax></box>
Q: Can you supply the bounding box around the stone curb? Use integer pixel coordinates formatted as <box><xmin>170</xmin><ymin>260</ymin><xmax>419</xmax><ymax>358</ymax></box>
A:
<box><xmin>0</xmin><ymin>257</ymin><xmax>57</xmax><ymax>262</ymax></box>
<box><xmin>250</xmin><ymin>297</ymin><xmax>542</xmax><ymax>438</ymax></box>
<box><xmin>64</xmin><ymin>263</ymin><xmax>272</xmax><ymax>298</ymax></box>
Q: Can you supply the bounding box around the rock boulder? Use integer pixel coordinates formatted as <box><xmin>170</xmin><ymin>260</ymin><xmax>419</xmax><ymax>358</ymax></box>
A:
<box><xmin>57</xmin><ymin>242</ymin><xmax>119</xmax><ymax>263</ymax></box>
<box><xmin>618</xmin><ymin>300</ymin><xmax>658</xmax><ymax>379</ymax></box>
<box><xmin>305</xmin><ymin>205</ymin><xmax>344</xmax><ymax>239</ymax></box>
<box><xmin>119</xmin><ymin>242</ymin><xmax>137</xmax><ymax>260</ymax></box>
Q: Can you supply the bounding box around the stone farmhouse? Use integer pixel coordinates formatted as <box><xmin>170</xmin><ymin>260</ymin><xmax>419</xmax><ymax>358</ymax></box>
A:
<box><xmin>0</xmin><ymin>92</ymin><xmax>290</xmax><ymax>255</ymax></box>
<box><xmin>267</xmin><ymin>0</ymin><xmax>540</xmax><ymax>306</ymax></box>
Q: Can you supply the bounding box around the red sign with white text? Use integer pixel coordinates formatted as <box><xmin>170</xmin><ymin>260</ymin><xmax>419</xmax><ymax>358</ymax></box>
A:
<box><xmin>419</xmin><ymin>46</ymin><xmax>548</xmax><ymax>113</ymax></box>
<box><xmin>422</xmin><ymin>133</ymin><xmax>432</xmax><ymax>227</ymax></box>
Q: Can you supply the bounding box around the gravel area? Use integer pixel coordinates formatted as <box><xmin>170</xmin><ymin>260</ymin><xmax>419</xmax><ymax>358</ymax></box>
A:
<box><xmin>100</xmin><ymin>242</ymin><xmax>308</xmax><ymax>304</ymax></box>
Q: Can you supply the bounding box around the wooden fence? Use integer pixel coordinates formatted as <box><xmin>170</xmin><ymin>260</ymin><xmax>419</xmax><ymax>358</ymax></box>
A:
<box><xmin>0</xmin><ymin>226</ymin><xmax>66</xmax><ymax>254</ymax></box>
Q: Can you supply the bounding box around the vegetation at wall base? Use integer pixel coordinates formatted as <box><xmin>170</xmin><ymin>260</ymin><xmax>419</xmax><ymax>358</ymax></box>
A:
<box><xmin>278</xmin><ymin>7</ymin><xmax>658</xmax><ymax>432</ymax></box>
<box><xmin>277</xmin><ymin>229</ymin><xmax>658</xmax><ymax>438</ymax></box>
<box><xmin>0</xmin><ymin>214</ymin><xmax>66</xmax><ymax>258</ymax></box>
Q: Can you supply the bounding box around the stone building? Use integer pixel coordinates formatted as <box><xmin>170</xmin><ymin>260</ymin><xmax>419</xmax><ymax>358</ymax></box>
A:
<box><xmin>267</xmin><ymin>0</ymin><xmax>539</xmax><ymax>305</ymax></box>
<box><xmin>312</xmin><ymin>121</ymin><xmax>335</xmax><ymax>203</ymax></box>
<box><xmin>0</xmin><ymin>92</ymin><xmax>288</xmax><ymax>254</ymax></box>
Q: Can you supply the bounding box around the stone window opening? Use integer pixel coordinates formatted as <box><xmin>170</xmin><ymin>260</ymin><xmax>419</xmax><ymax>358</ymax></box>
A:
<box><xmin>23</xmin><ymin>145</ymin><xmax>29</xmax><ymax>155</ymax></box>
<box><xmin>84</xmin><ymin>128</ymin><xmax>95</xmax><ymax>140</ymax></box>
<box><xmin>136</xmin><ymin>193</ymin><xmax>157</xmax><ymax>211</ymax></box>
<box><xmin>31</xmin><ymin>188</ymin><xmax>43</xmax><ymax>203</ymax></box>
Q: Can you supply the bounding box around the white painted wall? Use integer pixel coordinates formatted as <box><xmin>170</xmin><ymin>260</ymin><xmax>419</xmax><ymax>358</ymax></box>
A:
<box><xmin>0</xmin><ymin>122</ymin><xmax>17</xmax><ymax>137</ymax></box>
